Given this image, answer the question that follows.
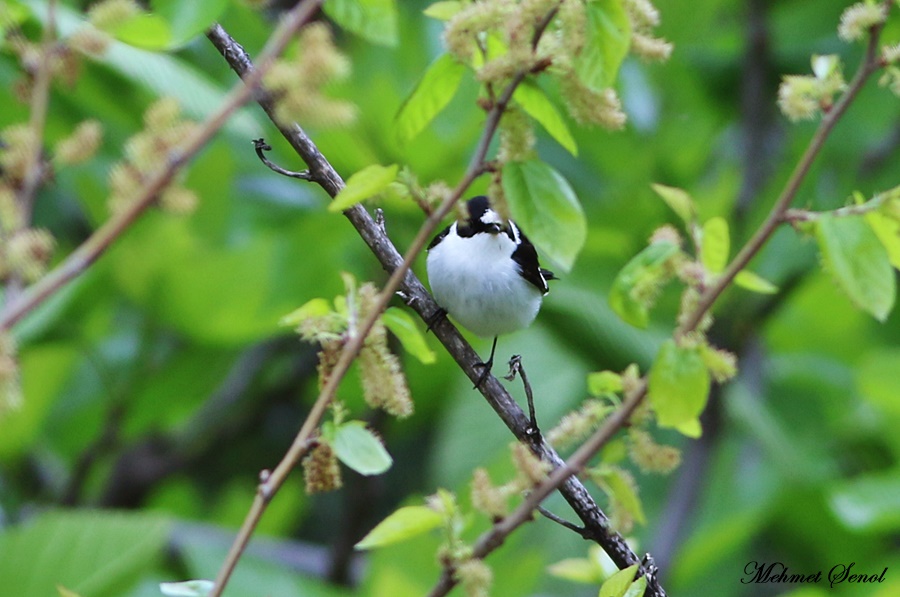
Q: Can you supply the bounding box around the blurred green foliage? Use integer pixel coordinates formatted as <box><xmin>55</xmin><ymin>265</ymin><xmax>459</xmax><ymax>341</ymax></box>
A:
<box><xmin>1</xmin><ymin>0</ymin><xmax>900</xmax><ymax>596</ymax></box>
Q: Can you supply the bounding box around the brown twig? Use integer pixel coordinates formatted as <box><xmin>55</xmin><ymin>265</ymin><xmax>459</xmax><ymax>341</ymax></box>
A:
<box><xmin>427</xmin><ymin>382</ymin><xmax>649</xmax><ymax>597</ymax></box>
<box><xmin>0</xmin><ymin>0</ymin><xmax>323</xmax><ymax>332</ymax></box>
<box><xmin>3</xmin><ymin>0</ymin><xmax>57</xmax><ymax>310</ymax></box>
<box><xmin>205</xmin><ymin>3</ymin><xmax>666</xmax><ymax>595</ymax></box>
<box><xmin>675</xmin><ymin>20</ymin><xmax>887</xmax><ymax>337</ymax></box>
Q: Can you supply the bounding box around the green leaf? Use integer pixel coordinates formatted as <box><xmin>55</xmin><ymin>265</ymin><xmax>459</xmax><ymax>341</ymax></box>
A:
<box><xmin>829</xmin><ymin>470</ymin><xmax>900</xmax><ymax>532</ymax></box>
<box><xmin>547</xmin><ymin>558</ymin><xmax>604</xmax><ymax>584</ymax></box>
<box><xmin>502</xmin><ymin>160</ymin><xmax>587</xmax><ymax>271</ymax></box>
<box><xmin>56</xmin><ymin>587</ymin><xmax>82</xmax><ymax>597</ymax></box>
<box><xmin>332</xmin><ymin>420</ymin><xmax>393</xmax><ymax>475</ymax></box>
<box><xmin>701</xmin><ymin>217</ymin><xmax>729</xmax><ymax>274</ymax></box>
<box><xmin>587</xmin><ymin>370</ymin><xmax>623</xmax><ymax>396</ymax></box>
<box><xmin>383</xmin><ymin>307</ymin><xmax>436</xmax><ymax>364</ymax></box>
<box><xmin>865</xmin><ymin>210</ymin><xmax>900</xmax><ymax>270</ymax></box>
<box><xmin>857</xmin><ymin>349</ymin><xmax>900</xmax><ymax>418</ymax></box>
<box><xmin>110</xmin><ymin>14</ymin><xmax>173</xmax><ymax>50</ymax></box>
<box><xmin>608</xmin><ymin>241</ymin><xmax>680</xmax><ymax>328</ymax></box>
<box><xmin>395</xmin><ymin>53</ymin><xmax>466</xmax><ymax>143</ymax></box>
<box><xmin>159</xmin><ymin>580</ymin><xmax>214</xmax><ymax>597</ymax></box>
<box><xmin>0</xmin><ymin>511</ymin><xmax>170</xmax><ymax>597</ymax></box>
<box><xmin>324</xmin><ymin>0</ymin><xmax>398</xmax><ymax>46</ymax></box>
<box><xmin>329</xmin><ymin>164</ymin><xmax>399</xmax><ymax>212</ymax></box>
<box><xmin>279</xmin><ymin>298</ymin><xmax>332</xmax><ymax>327</ymax></box>
<box><xmin>623</xmin><ymin>575</ymin><xmax>648</xmax><ymax>597</ymax></box>
<box><xmin>513</xmin><ymin>82</ymin><xmax>578</xmax><ymax>155</ymax></box>
<box><xmin>575</xmin><ymin>0</ymin><xmax>631</xmax><ymax>91</ymax></box>
<box><xmin>651</xmin><ymin>183</ymin><xmax>695</xmax><ymax>224</ymax></box>
<box><xmin>599</xmin><ymin>564</ymin><xmax>638</xmax><ymax>597</ymax></box>
<box><xmin>423</xmin><ymin>1</ymin><xmax>464</xmax><ymax>20</ymax></box>
<box><xmin>734</xmin><ymin>270</ymin><xmax>778</xmax><ymax>294</ymax></box>
<box><xmin>355</xmin><ymin>505</ymin><xmax>443</xmax><ymax>549</ymax></box>
<box><xmin>648</xmin><ymin>339</ymin><xmax>711</xmax><ymax>434</ymax></box>
<box><xmin>814</xmin><ymin>213</ymin><xmax>896</xmax><ymax>321</ymax></box>
<box><xmin>0</xmin><ymin>343</ymin><xmax>79</xmax><ymax>459</ymax></box>
<box><xmin>151</xmin><ymin>0</ymin><xmax>229</xmax><ymax>48</ymax></box>
<box><xmin>599</xmin><ymin>468</ymin><xmax>646</xmax><ymax>525</ymax></box>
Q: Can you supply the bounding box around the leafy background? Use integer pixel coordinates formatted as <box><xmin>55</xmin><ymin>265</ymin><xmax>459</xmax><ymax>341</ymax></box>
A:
<box><xmin>2</xmin><ymin>0</ymin><xmax>900</xmax><ymax>596</ymax></box>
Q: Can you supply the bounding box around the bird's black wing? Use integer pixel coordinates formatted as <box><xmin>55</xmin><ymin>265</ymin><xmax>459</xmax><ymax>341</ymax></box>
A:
<box><xmin>511</xmin><ymin>230</ymin><xmax>550</xmax><ymax>294</ymax></box>
<box><xmin>427</xmin><ymin>224</ymin><xmax>451</xmax><ymax>250</ymax></box>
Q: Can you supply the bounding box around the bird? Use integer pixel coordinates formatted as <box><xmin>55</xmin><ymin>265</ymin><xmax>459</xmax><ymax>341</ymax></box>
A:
<box><xmin>426</xmin><ymin>195</ymin><xmax>555</xmax><ymax>390</ymax></box>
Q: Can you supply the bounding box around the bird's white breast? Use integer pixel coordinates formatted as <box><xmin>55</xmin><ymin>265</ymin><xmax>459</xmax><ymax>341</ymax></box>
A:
<box><xmin>426</xmin><ymin>226</ymin><xmax>544</xmax><ymax>338</ymax></box>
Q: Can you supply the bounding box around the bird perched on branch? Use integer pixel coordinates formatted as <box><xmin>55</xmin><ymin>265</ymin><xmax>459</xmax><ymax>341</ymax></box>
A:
<box><xmin>426</xmin><ymin>195</ymin><xmax>555</xmax><ymax>388</ymax></box>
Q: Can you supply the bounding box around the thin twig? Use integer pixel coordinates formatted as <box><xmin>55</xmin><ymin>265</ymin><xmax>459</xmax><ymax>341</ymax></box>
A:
<box><xmin>782</xmin><ymin>197</ymin><xmax>884</xmax><ymax>222</ymax></box>
<box><xmin>536</xmin><ymin>506</ymin><xmax>591</xmax><ymax>538</ymax></box>
<box><xmin>504</xmin><ymin>354</ymin><xmax>538</xmax><ymax>436</ymax></box>
<box><xmin>0</xmin><ymin>0</ymin><xmax>323</xmax><ymax>331</ymax></box>
<box><xmin>16</xmin><ymin>0</ymin><xmax>55</xmax><ymax>211</ymax></box>
<box><xmin>205</xmin><ymin>4</ymin><xmax>663</xmax><ymax>595</ymax></box>
<box><xmin>675</xmin><ymin>20</ymin><xmax>887</xmax><ymax>337</ymax></box>
<box><xmin>253</xmin><ymin>138</ymin><xmax>311</xmax><ymax>179</ymax></box>
<box><xmin>428</xmin><ymin>382</ymin><xmax>649</xmax><ymax>597</ymax></box>
<box><xmin>4</xmin><ymin>0</ymin><xmax>57</xmax><ymax>309</ymax></box>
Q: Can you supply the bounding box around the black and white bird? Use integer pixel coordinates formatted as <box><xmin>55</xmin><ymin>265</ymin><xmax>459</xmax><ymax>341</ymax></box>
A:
<box><xmin>426</xmin><ymin>195</ymin><xmax>555</xmax><ymax>388</ymax></box>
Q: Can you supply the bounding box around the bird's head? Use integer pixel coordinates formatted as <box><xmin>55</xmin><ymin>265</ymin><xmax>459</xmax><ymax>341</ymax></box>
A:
<box><xmin>459</xmin><ymin>195</ymin><xmax>508</xmax><ymax>237</ymax></box>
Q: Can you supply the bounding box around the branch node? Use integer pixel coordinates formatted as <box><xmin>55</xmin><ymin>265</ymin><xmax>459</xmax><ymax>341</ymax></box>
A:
<box><xmin>253</xmin><ymin>137</ymin><xmax>312</xmax><ymax>180</ymax></box>
<box><xmin>536</xmin><ymin>506</ymin><xmax>591</xmax><ymax>539</ymax></box>
<box><xmin>504</xmin><ymin>355</ymin><xmax>540</xmax><ymax>437</ymax></box>
<box><xmin>374</xmin><ymin>207</ymin><xmax>386</xmax><ymax>234</ymax></box>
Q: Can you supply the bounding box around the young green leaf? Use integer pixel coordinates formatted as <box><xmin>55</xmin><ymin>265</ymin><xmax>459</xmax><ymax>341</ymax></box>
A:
<box><xmin>865</xmin><ymin>210</ymin><xmax>900</xmax><ymax>270</ymax></box>
<box><xmin>111</xmin><ymin>14</ymin><xmax>173</xmax><ymax>50</ymax></box>
<box><xmin>382</xmin><ymin>307</ymin><xmax>436</xmax><ymax>364</ymax></box>
<box><xmin>279</xmin><ymin>298</ymin><xmax>332</xmax><ymax>327</ymax></box>
<box><xmin>575</xmin><ymin>0</ymin><xmax>631</xmax><ymax>91</ymax></box>
<box><xmin>502</xmin><ymin>160</ymin><xmax>587</xmax><ymax>271</ymax></box>
<box><xmin>814</xmin><ymin>213</ymin><xmax>896</xmax><ymax>322</ymax></box>
<box><xmin>623</xmin><ymin>575</ymin><xmax>648</xmax><ymax>597</ymax></box>
<box><xmin>599</xmin><ymin>468</ymin><xmax>646</xmax><ymax>525</ymax></box>
<box><xmin>701</xmin><ymin>217</ymin><xmax>730</xmax><ymax>274</ymax></box>
<box><xmin>329</xmin><ymin>164</ymin><xmax>399</xmax><ymax>212</ymax></box>
<box><xmin>423</xmin><ymin>1</ymin><xmax>464</xmax><ymax>20</ymax></box>
<box><xmin>734</xmin><ymin>270</ymin><xmax>778</xmax><ymax>294</ymax></box>
<box><xmin>332</xmin><ymin>420</ymin><xmax>393</xmax><ymax>475</ymax></box>
<box><xmin>355</xmin><ymin>505</ymin><xmax>443</xmax><ymax>549</ymax></box>
<box><xmin>513</xmin><ymin>82</ymin><xmax>578</xmax><ymax>155</ymax></box>
<box><xmin>651</xmin><ymin>183</ymin><xmax>695</xmax><ymax>224</ymax></box>
<box><xmin>151</xmin><ymin>0</ymin><xmax>229</xmax><ymax>48</ymax></box>
<box><xmin>395</xmin><ymin>53</ymin><xmax>466</xmax><ymax>143</ymax></box>
<box><xmin>159</xmin><ymin>580</ymin><xmax>214</xmax><ymax>597</ymax></box>
<box><xmin>599</xmin><ymin>564</ymin><xmax>638</xmax><ymax>597</ymax></box>
<box><xmin>56</xmin><ymin>587</ymin><xmax>82</xmax><ymax>597</ymax></box>
<box><xmin>648</xmin><ymin>339</ymin><xmax>711</xmax><ymax>435</ymax></box>
<box><xmin>587</xmin><ymin>371</ymin><xmax>623</xmax><ymax>396</ymax></box>
<box><xmin>323</xmin><ymin>0</ymin><xmax>398</xmax><ymax>47</ymax></box>
<box><xmin>857</xmin><ymin>349</ymin><xmax>900</xmax><ymax>418</ymax></box>
<box><xmin>547</xmin><ymin>558</ymin><xmax>604</xmax><ymax>584</ymax></box>
<box><xmin>608</xmin><ymin>242</ymin><xmax>680</xmax><ymax>328</ymax></box>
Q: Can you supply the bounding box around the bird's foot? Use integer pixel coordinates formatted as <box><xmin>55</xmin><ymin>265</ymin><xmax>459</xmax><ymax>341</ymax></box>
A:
<box><xmin>473</xmin><ymin>357</ymin><xmax>493</xmax><ymax>389</ymax></box>
<box><xmin>425</xmin><ymin>307</ymin><xmax>448</xmax><ymax>333</ymax></box>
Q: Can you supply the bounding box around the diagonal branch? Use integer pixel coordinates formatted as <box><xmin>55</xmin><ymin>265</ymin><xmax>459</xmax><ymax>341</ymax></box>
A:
<box><xmin>206</xmin><ymin>11</ymin><xmax>667</xmax><ymax>597</ymax></box>
<box><xmin>0</xmin><ymin>0</ymin><xmax>325</xmax><ymax>331</ymax></box>
<box><xmin>675</xmin><ymin>18</ymin><xmax>887</xmax><ymax>337</ymax></box>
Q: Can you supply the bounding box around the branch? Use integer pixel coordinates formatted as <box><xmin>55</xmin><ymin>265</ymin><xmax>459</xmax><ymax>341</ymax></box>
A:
<box><xmin>675</xmin><ymin>21</ymin><xmax>887</xmax><ymax>337</ymax></box>
<box><xmin>207</xmin><ymin>7</ymin><xmax>665</xmax><ymax>596</ymax></box>
<box><xmin>0</xmin><ymin>0</ymin><xmax>323</xmax><ymax>331</ymax></box>
<box><xmin>4</xmin><ymin>0</ymin><xmax>57</xmax><ymax>309</ymax></box>
<box><xmin>428</xmin><ymin>383</ymin><xmax>650</xmax><ymax>597</ymax></box>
